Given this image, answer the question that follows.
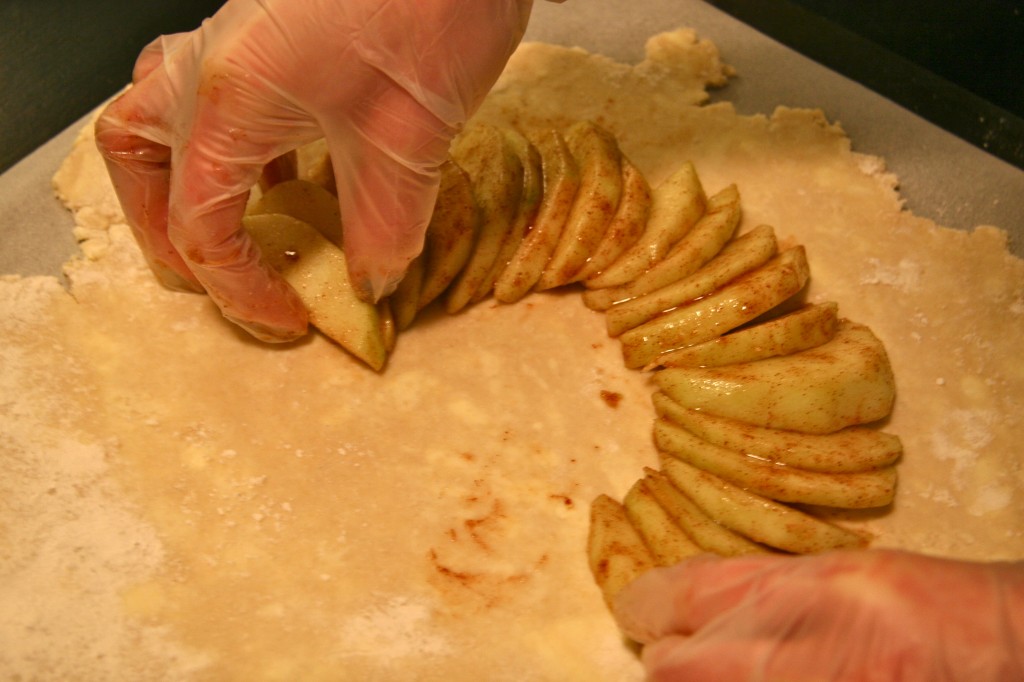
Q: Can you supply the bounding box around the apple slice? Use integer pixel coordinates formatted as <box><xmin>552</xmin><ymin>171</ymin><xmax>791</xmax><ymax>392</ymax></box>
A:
<box><xmin>417</xmin><ymin>159</ymin><xmax>480</xmax><ymax>312</ymax></box>
<box><xmin>299</xmin><ymin>141</ymin><xmax>337</xmax><ymax>196</ymax></box>
<box><xmin>641</xmin><ymin>468</ymin><xmax>766</xmax><ymax>557</ymax></box>
<box><xmin>623</xmin><ymin>478</ymin><xmax>703</xmax><ymax>566</ymax></box>
<box><xmin>388</xmin><ymin>256</ymin><xmax>425</xmax><ymax>331</ymax></box>
<box><xmin>612</xmin><ymin>184</ymin><xmax>740</xmax><ymax>300</ymax></box>
<box><xmin>445</xmin><ymin>124</ymin><xmax>524</xmax><ymax>313</ymax></box>
<box><xmin>493</xmin><ymin>128</ymin><xmax>581</xmax><ymax>303</ymax></box>
<box><xmin>536</xmin><ymin>121</ymin><xmax>623</xmax><ymax>290</ymax></box>
<box><xmin>652</xmin><ymin>392</ymin><xmax>903</xmax><ymax>473</ymax></box>
<box><xmin>474</xmin><ymin>128</ymin><xmax>544</xmax><ymax>301</ymax></box>
<box><xmin>584</xmin><ymin>223</ymin><xmax>777</xmax><ymax>313</ymax></box>
<box><xmin>619</xmin><ymin>245</ymin><xmax>810</xmax><ymax>369</ymax></box>
<box><xmin>587</xmin><ymin>494</ymin><xmax>657</xmax><ymax>609</ymax></box>
<box><xmin>584</xmin><ymin>161</ymin><xmax>706</xmax><ymax>289</ymax></box>
<box><xmin>660</xmin><ymin>456</ymin><xmax>868</xmax><ymax>554</ymax></box>
<box><xmin>654</xmin><ymin>320</ymin><xmax>897</xmax><ymax>434</ymax></box>
<box><xmin>243</xmin><ymin>213</ymin><xmax>387</xmax><ymax>371</ymax></box>
<box><xmin>654</xmin><ymin>418</ymin><xmax>898</xmax><ymax>508</ymax></box>
<box><xmin>258</xmin><ymin>150</ymin><xmax>298</xmax><ymax>193</ymax></box>
<box><xmin>655</xmin><ymin>301</ymin><xmax>840</xmax><ymax>369</ymax></box>
<box><xmin>378</xmin><ymin>299</ymin><xmax>397</xmax><ymax>353</ymax></box>
<box><xmin>572</xmin><ymin>157</ymin><xmax>653</xmax><ymax>281</ymax></box>
<box><xmin>249</xmin><ymin>179</ymin><xmax>343</xmax><ymax>247</ymax></box>
<box><xmin>391</xmin><ymin>158</ymin><xmax>478</xmax><ymax>329</ymax></box>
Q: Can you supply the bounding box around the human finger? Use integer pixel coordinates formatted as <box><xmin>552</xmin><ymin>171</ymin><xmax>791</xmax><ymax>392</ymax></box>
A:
<box><xmin>131</xmin><ymin>32</ymin><xmax>188</xmax><ymax>83</ymax></box>
<box><xmin>325</xmin><ymin>0</ymin><xmax>533</xmax><ymax>300</ymax></box>
<box><xmin>614</xmin><ymin>552</ymin><xmax>805</xmax><ymax>643</ymax></box>
<box><xmin>171</xmin><ymin>187</ymin><xmax>308</xmax><ymax>342</ymax></box>
<box><xmin>323</xmin><ymin>82</ymin><xmax>451</xmax><ymax>301</ymax></box>
<box><xmin>166</xmin><ymin>74</ymin><xmax>313</xmax><ymax>341</ymax></box>
<box><xmin>94</xmin><ymin>80</ymin><xmax>201</xmax><ymax>292</ymax></box>
<box><xmin>641</xmin><ymin>634</ymin><xmax>790</xmax><ymax>682</ymax></box>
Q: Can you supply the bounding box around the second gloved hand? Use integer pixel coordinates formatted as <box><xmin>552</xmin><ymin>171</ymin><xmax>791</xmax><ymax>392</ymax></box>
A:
<box><xmin>615</xmin><ymin>549</ymin><xmax>1024</xmax><ymax>681</ymax></box>
<box><xmin>96</xmin><ymin>0</ymin><xmax>533</xmax><ymax>341</ymax></box>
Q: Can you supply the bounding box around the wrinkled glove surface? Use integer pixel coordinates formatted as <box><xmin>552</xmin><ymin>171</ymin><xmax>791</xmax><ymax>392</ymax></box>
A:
<box><xmin>616</xmin><ymin>550</ymin><xmax>1024</xmax><ymax>681</ymax></box>
<box><xmin>97</xmin><ymin>0</ymin><xmax>533</xmax><ymax>341</ymax></box>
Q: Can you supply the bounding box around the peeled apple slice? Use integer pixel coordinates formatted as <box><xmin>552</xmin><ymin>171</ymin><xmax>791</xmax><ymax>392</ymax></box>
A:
<box><xmin>244</xmin><ymin>213</ymin><xmax>387</xmax><ymax>371</ymax></box>
<box><xmin>654</xmin><ymin>320</ymin><xmax>897</xmax><ymax>434</ymax></box>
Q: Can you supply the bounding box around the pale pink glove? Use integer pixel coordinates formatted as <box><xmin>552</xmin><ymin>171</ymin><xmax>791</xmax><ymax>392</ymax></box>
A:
<box><xmin>616</xmin><ymin>550</ymin><xmax>1024</xmax><ymax>681</ymax></box>
<box><xmin>96</xmin><ymin>0</ymin><xmax>533</xmax><ymax>341</ymax></box>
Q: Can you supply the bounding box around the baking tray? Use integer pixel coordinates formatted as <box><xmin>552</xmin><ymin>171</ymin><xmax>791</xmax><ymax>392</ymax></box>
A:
<box><xmin>2</xmin><ymin>0</ymin><xmax>1022</xmax><ymax>281</ymax></box>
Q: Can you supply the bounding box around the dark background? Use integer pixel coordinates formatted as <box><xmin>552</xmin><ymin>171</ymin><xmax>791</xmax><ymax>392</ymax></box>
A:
<box><xmin>707</xmin><ymin>0</ymin><xmax>1024</xmax><ymax>170</ymax></box>
<box><xmin>0</xmin><ymin>0</ymin><xmax>225</xmax><ymax>173</ymax></box>
<box><xmin>1</xmin><ymin>0</ymin><xmax>1022</xmax><ymax>174</ymax></box>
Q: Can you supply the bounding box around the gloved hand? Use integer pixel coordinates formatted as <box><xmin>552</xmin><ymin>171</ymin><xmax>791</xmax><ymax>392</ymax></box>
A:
<box><xmin>96</xmin><ymin>0</ymin><xmax>534</xmax><ymax>341</ymax></box>
<box><xmin>615</xmin><ymin>549</ymin><xmax>1024</xmax><ymax>681</ymax></box>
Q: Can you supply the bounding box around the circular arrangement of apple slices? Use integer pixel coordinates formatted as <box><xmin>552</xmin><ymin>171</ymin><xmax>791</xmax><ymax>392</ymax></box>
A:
<box><xmin>242</xmin><ymin>120</ymin><xmax>902</xmax><ymax>611</ymax></box>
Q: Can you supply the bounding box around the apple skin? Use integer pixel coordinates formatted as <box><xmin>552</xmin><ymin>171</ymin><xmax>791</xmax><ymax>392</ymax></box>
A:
<box><xmin>474</xmin><ymin>128</ymin><xmax>544</xmax><ymax>302</ymax></box>
<box><xmin>493</xmin><ymin>128</ymin><xmax>581</xmax><ymax>303</ymax></box>
<box><xmin>417</xmin><ymin>159</ymin><xmax>481</xmax><ymax>312</ymax></box>
<box><xmin>445</xmin><ymin>124</ymin><xmax>524</xmax><ymax>314</ymax></box>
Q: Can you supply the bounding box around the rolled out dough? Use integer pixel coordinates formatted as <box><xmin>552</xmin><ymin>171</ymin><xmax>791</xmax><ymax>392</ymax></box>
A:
<box><xmin>1</xmin><ymin>28</ymin><xmax>1021</xmax><ymax>681</ymax></box>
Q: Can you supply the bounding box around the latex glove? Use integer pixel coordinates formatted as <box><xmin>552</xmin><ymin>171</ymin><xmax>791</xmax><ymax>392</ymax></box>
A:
<box><xmin>615</xmin><ymin>550</ymin><xmax>1024</xmax><ymax>681</ymax></box>
<box><xmin>95</xmin><ymin>0</ymin><xmax>533</xmax><ymax>341</ymax></box>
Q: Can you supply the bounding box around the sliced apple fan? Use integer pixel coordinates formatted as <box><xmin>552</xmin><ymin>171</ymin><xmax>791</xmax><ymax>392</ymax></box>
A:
<box><xmin>245</xmin><ymin>121</ymin><xmax>902</xmax><ymax>610</ymax></box>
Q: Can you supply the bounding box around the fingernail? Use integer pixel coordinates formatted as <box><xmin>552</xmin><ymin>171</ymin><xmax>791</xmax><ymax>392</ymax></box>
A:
<box><xmin>353</xmin><ymin>269</ymin><xmax>405</xmax><ymax>303</ymax></box>
<box><xmin>224</xmin><ymin>314</ymin><xmax>307</xmax><ymax>343</ymax></box>
<box><xmin>613</xmin><ymin>567</ymin><xmax>683</xmax><ymax>644</ymax></box>
<box><xmin>150</xmin><ymin>259</ymin><xmax>204</xmax><ymax>293</ymax></box>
